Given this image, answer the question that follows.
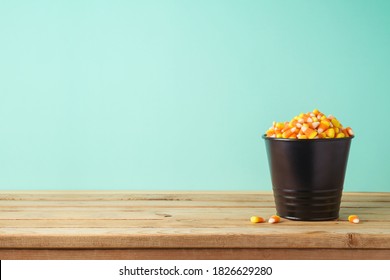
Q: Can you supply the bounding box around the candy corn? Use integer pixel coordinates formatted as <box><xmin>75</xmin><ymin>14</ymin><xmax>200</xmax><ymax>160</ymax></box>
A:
<box><xmin>250</xmin><ymin>216</ymin><xmax>265</xmax><ymax>223</ymax></box>
<box><xmin>265</xmin><ymin>109</ymin><xmax>354</xmax><ymax>139</ymax></box>
<box><xmin>268</xmin><ymin>215</ymin><xmax>281</xmax><ymax>224</ymax></box>
<box><xmin>348</xmin><ymin>215</ymin><xmax>360</xmax><ymax>224</ymax></box>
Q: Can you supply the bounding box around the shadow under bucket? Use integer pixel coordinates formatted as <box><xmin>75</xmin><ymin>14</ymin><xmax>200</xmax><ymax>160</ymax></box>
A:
<box><xmin>263</xmin><ymin>135</ymin><xmax>353</xmax><ymax>221</ymax></box>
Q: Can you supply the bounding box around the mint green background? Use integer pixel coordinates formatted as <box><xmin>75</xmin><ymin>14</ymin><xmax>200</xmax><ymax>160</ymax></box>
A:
<box><xmin>1</xmin><ymin>1</ymin><xmax>389</xmax><ymax>191</ymax></box>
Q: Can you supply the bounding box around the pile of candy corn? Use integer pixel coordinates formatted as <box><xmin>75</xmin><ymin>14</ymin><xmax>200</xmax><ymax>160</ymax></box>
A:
<box><xmin>265</xmin><ymin>109</ymin><xmax>354</xmax><ymax>139</ymax></box>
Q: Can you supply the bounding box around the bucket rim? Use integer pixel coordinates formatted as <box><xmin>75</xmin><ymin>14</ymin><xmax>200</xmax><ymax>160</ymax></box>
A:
<box><xmin>262</xmin><ymin>134</ymin><xmax>354</xmax><ymax>142</ymax></box>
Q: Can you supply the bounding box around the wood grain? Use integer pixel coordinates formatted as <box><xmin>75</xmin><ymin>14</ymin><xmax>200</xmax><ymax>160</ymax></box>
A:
<box><xmin>0</xmin><ymin>191</ymin><xmax>389</xmax><ymax>259</ymax></box>
<box><xmin>1</xmin><ymin>249</ymin><xmax>389</xmax><ymax>260</ymax></box>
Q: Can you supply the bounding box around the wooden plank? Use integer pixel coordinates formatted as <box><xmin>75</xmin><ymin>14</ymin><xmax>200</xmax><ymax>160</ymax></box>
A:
<box><xmin>0</xmin><ymin>218</ymin><xmax>390</xmax><ymax>230</ymax></box>
<box><xmin>0</xmin><ymin>207</ymin><xmax>389</xmax><ymax>221</ymax></box>
<box><xmin>1</xmin><ymin>228</ymin><xmax>389</xmax><ymax>249</ymax></box>
<box><xmin>0</xmin><ymin>191</ymin><xmax>274</xmax><ymax>202</ymax></box>
<box><xmin>1</xmin><ymin>248</ymin><xmax>389</xmax><ymax>260</ymax></box>
<box><xmin>0</xmin><ymin>201</ymin><xmax>276</xmax><ymax>208</ymax></box>
<box><xmin>1</xmin><ymin>191</ymin><xmax>389</xmax><ymax>202</ymax></box>
<box><xmin>0</xmin><ymin>200</ymin><xmax>388</xmax><ymax>208</ymax></box>
<box><xmin>0</xmin><ymin>208</ymin><xmax>269</xmax><ymax>220</ymax></box>
<box><xmin>1</xmin><ymin>219</ymin><xmax>390</xmax><ymax>229</ymax></box>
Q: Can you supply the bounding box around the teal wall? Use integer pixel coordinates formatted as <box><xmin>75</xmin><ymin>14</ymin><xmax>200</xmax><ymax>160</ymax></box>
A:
<box><xmin>1</xmin><ymin>0</ymin><xmax>389</xmax><ymax>191</ymax></box>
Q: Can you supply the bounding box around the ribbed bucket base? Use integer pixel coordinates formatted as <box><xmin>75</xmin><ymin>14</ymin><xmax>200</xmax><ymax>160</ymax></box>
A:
<box><xmin>273</xmin><ymin>188</ymin><xmax>343</xmax><ymax>221</ymax></box>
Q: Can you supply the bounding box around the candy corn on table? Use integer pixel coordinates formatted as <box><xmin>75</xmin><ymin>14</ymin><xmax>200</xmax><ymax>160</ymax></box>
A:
<box><xmin>0</xmin><ymin>191</ymin><xmax>389</xmax><ymax>259</ymax></box>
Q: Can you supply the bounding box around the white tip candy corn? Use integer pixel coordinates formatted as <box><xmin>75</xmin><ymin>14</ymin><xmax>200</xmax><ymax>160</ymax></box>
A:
<box><xmin>348</xmin><ymin>215</ymin><xmax>360</xmax><ymax>224</ymax></box>
<box><xmin>268</xmin><ymin>215</ymin><xmax>281</xmax><ymax>224</ymax></box>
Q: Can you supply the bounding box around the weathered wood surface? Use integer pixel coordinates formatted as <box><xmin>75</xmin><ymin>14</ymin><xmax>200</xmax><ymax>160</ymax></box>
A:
<box><xmin>0</xmin><ymin>191</ymin><xmax>389</xmax><ymax>259</ymax></box>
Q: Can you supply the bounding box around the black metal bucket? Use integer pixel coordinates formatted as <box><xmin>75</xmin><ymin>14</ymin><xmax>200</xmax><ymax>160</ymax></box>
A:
<box><xmin>263</xmin><ymin>135</ymin><xmax>353</xmax><ymax>221</ymax></box>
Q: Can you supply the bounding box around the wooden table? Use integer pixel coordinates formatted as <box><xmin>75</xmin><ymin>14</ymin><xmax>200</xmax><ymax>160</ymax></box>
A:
<box><xmin>0</xmin><ymin>191</ymin><xmax>389</xmax><ymax>260</ymax></box>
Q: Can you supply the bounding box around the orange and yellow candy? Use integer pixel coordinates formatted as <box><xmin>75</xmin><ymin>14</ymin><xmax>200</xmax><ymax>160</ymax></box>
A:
<box><xmin>250</xmin><ymin>216</ymin><xmax>265</xmax><ymax>223</ymax></box>
<box><xmin>268</xmin><ymin>215</ymin><xmax>281</xmax><ymax>224</ymax></box>
<box><xmin>348</xmin><ymin>215</ymin><xmax>360</xmax><ymax>224</ymax></box>
<box><xmin>265</xmin><ymin>109</ymin><xmax>354</xmax><ymax>139</ymax></box>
